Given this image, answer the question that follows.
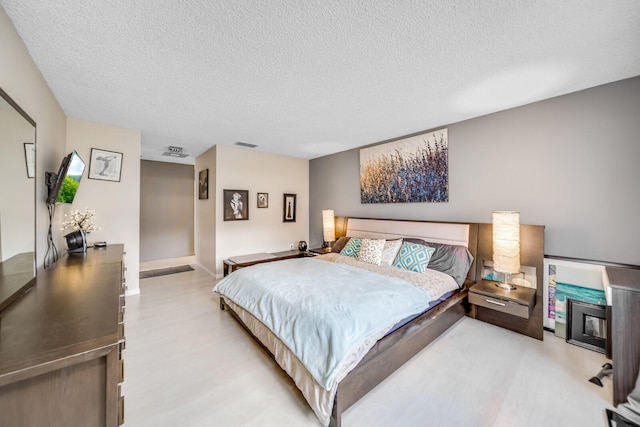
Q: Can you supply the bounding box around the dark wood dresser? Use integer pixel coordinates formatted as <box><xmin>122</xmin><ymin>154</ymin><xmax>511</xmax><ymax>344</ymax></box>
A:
<box><xmin>607</xmin><ymin>266</ymin><xmax>640</xmax><ymax>406</ymax></box>
<box><xmin>0</xmin><ymin>245</ymin><xmax>126</xmax><ymax>426</ymax></box>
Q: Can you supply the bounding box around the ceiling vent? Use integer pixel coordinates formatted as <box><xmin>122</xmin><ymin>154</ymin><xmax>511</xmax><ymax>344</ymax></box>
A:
<box><xmin>162</xmin><ymin>146</ymin><xmax>189</xmax><ymax>158</ymax></box>
<box><xmin>234</xmin><ymin>141</ymin><xmax>258</xmax><ymax>148</ymax></box>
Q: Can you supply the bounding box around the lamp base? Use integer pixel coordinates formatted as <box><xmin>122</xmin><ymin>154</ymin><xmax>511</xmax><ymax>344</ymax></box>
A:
<box><xmin>495</xmin><ymin>281</ymin><xmax>516</xmax><ymax>291</ymax></box>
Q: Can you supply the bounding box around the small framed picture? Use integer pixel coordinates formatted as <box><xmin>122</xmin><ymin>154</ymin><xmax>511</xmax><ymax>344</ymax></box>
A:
<box><xmin>224</xmin><ymin>189</ymin><xmax>249</xmax><ymax>221</ymax></box>
<box><xmin>88</xmin><ymin>148</ymin><xmax>123</xmax><ymax>182</ymax></box>
<box><xmin>23</xmin><ymin>142</ymin><xmax>35</xmax><ymax>178</ymax></box>
<box><xmin>283</xmin><ymin>193</ymin><xmax>296</xmax><ymax>222</ymax></box>
<box><xmin>257</xmin><ymin>192</ymin><xmax>268</xmax><ymax>208</ymax></box>
<box><xmin>198</xmin><ymin>169</ymin><xmax>209</xmax><ymax>200</ymax></box>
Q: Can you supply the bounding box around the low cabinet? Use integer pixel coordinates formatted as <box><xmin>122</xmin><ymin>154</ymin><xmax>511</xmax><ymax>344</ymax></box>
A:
<box><xmin>0</xmin><ymin>245</ymin><xmax>126</xmax><ymax>426</ymax></box>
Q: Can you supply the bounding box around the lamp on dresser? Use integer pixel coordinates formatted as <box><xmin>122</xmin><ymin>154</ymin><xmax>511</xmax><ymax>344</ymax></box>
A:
<box><xmin>492</xmin><ymin>211</ymin><xmax>520</xmax><ymax>290</ymax></box>
<box><xmin>322</xmin><ymin>209</ymin><xmax>336</xmax><ymax>248</ymax></box>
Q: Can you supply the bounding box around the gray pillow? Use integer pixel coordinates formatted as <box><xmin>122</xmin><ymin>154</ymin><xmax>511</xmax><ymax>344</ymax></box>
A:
<box><xmin>331</xmin><ymin>236</ymin><xmax>351</xmax><ymax>253</ymax></box>
<box><xmin>402</xmin><ymin>238</ymin><xmax>473</xmax><ymax>287</ymax></box>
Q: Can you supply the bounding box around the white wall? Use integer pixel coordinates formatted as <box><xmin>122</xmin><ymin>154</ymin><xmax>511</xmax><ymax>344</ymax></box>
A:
<box><xmin>0</xmin><ymin>6</ymin><xmax>67</xmax><ymax>269</ymax></box>
<box><xmin>310</xmin><ymin>76</ymin><xmax>640</xmax><ymax>266</ymax></box>
<box><xmin>214</xmin><ymin>145</ymin><xmax>309</xmax><ymax>276</ymax></box>
<box><xmin>195</xmin><ymin>145</ymin><xmax>216</xmax><ymax>276</ymax></box>
<box><xmin>66</xmin><ymin>118</ymin><xmax>141</xmax><ymax>294</ymax></box>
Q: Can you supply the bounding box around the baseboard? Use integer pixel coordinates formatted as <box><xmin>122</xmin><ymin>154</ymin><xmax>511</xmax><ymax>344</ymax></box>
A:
<box><xmin>194</xmin><ymin>262</ymin><xmax>218</xmax><ymax>279</ymax></box>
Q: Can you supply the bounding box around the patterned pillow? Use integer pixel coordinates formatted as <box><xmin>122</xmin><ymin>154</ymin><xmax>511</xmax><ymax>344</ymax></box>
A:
<box><xmin>392</xmin><ymin>242</ymin><xmax>435</xmax><ymax>273</ymax></box>
<box><xmin>379</xmin><ymin>239</ymin><xmax>403</xmax><ymax>265</ymax></box>
<box><xmin>339</xmin><ymin>238</ymin><xmax>362</xmax><ymax>258</ymax></box>
<box><xmin>358</xmin><ymin>238</ymin><xmax>386</xmax><ymax>265</ymax></box>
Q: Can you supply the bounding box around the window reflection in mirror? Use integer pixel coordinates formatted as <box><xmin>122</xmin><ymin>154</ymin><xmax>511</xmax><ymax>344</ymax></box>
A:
<box><xmin>0</xmin><ymin>87</ymin><xmax>36</xmax><ymax>312</ymax></box>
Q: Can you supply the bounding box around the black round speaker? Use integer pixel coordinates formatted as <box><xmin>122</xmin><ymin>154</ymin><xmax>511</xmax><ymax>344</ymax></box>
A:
<box><xmin>65</xmin><ymin>230</ymin><xmax>86</xmax><ymax>253</ymax></box>
<box><xmin>298</xmin><ymin>240</ymin><xmax>308</xmax><ymax>251</ymax></box>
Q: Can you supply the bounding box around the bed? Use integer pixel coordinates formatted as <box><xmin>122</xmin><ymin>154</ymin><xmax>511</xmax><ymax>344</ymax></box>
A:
<box><xmin>214</xmin><ymin>218</ymin><xmax>479</xmax><ymax>426</ymax></box>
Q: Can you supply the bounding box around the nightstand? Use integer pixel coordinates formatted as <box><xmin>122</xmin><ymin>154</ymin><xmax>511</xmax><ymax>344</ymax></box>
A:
<box><xmin>469</xmin><ymin>279</ymin><xmax>536</xmax><ymax>319</ymax></box>
<box><xmin>309</xmin><ymin>247</ymin><xmax>332</xmax><ymax>255</ymax></box>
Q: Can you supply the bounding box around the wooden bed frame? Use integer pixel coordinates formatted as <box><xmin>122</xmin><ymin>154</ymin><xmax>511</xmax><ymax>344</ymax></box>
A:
<box><xmin>220</xmin><ymin>218</ymin><xmax>479</xmax><ymax>426</ymax></box>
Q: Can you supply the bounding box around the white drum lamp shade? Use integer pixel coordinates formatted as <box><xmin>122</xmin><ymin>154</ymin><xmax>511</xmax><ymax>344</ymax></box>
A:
<box><xmin>492</xmin><ymin>211</ymin><xmax>520</xmax><ymax>274</ymax></box>
<box><xmin>322</xmin><ymin>209</ymin><xmax>336</xmax><ymax>244</ymax></box>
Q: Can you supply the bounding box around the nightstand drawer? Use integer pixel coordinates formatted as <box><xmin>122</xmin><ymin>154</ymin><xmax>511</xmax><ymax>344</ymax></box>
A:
<box><xmin>469</xmin><ymin>292</ymin><xmax>532</xmax><ymax>319</ymax></box>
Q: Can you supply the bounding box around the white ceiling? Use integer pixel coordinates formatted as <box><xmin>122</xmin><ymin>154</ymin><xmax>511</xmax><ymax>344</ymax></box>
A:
<box><xmin>2</xmin><ymin>1</ymin><xmax>639</xmax><ymax>164</ymax></box>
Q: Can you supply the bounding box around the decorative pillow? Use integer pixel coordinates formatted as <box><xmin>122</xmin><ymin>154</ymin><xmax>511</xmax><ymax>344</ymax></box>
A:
<box><xmin>403</xmin><ymin>238</ymin><xmax>473</xmax><ymax>287</ymax></box>
<box><xmin>358</xmin><ymin>238</ymin><xmax>386</xmax><ymax>265</ymax></box>
<box><xmin>339</xmin><ymin>238</ymin><xmax>362</xmax><ymax>258</ymax></box>
<box><xmin>379</xmin><ymin>239</ymin><xmax>403</xmax><ymax>265</ymax></box>
<box><xmin>331</xmin><ymin>236</ymin><xmax>351</xmax><ymax>253</ymax></box>
<box><xmin>392</xmin><ymin>242</ymin><xmax>435</xmax><ymax>273</ymax></box>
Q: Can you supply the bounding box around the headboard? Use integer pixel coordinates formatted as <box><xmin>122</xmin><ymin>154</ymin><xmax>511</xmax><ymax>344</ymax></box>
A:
<box><xmin>341</xmin><ymin>217</ymin><xmax>479</xmax><ymax>284</ymax></box>
<box><xmin>338</xmin><ymin>217</ymin><xmax>545</xmax><ymax>339</ymax></box>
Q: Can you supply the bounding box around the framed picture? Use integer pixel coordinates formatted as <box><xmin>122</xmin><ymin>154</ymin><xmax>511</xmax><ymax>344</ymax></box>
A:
<box><xmin>223</xmin><ymin>189</ymin><xmax>249</xmax><ymax>221</ymax></box>
<box><xmin>543</xmin><ymin>257</ymin><xmax>607</xmax><ymax>333</ymax></box>
<box><xmin>360</xmin><ymin>128</ymin><xmax>448</xmax><ymax>203</ymax></box>
<box><xmin>283</xmin><ymin>193</ymin><xmax>296</xmax><ymax>222</ymax></box>
<box><xmin>198</xmin><ymin>169</ymin><xmax>208</xmax><ymax>200</ymax></box>
<box><xmin>88</xmin><ymin>148</ymin><xmax>123</xmax><ymax>182</ymax></box>
<box><xmin>257</xmin><ymin>192</ymin><xmax>268</xmax><ymax>208</ymax></box>
<box><xmin>23</xmin><ymin>142</ymin><xmax>35</xmax><ymax>178</ymax></box>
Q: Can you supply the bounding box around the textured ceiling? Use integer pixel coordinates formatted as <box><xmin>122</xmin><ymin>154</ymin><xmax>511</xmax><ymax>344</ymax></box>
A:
<box><xmin>2</xmin><ymin>0</ymin><xmax>639</xmax><ymax>164</ymax></box>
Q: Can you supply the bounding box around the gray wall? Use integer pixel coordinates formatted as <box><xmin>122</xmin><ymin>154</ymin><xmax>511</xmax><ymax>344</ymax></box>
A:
<box><xmin>140</xmin><ymin>160</ymin><xmax>195</xmax><ymax>261</ymax></box>
<box><xmin>310</xmin><ymin>76</ymin><xmax>640</xmax><ymax>266</ymax></box>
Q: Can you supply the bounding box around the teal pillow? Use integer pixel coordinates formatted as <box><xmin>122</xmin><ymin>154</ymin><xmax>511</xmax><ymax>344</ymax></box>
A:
<box><xmin>339</xmin><ymin>238</ymin><xmax>362</xmax><ymax>258</ymax></box>
<box><xmin>393</xmin><ymin>242</ymin><xmax>435</xmax><ymax>273</ymax></box>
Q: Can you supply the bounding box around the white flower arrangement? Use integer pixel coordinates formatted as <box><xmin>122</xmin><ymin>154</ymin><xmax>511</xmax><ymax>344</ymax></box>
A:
<box><xmin>61</xmin><ymin>208</ymin><xmax>98</xmax><ymax>233</ymax></box>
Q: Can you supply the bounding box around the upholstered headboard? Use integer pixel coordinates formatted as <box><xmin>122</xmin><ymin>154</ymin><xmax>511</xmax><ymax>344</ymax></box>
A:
<box><xmin>341</xmin><ymin>218</ymin><xmax>479</xmax><ymax>284</ymax></box>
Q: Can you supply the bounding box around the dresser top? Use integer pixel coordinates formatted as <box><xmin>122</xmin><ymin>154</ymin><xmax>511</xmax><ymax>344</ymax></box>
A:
<box><xmin>606</xmin><ymin>266</ymin><xmax>640</xmax><ymax>293</ymax></box>
<box><xmin>0</xmin><ymin>245</ymin><xmax>124</xmax><ymax>382</ymax></box>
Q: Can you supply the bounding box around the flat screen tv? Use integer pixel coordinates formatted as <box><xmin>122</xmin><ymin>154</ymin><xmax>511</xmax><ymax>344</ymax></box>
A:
<box><xmin>45</xmin><ymin>151</ymin><xmax>86</xmax><ymax>205</ymax></box>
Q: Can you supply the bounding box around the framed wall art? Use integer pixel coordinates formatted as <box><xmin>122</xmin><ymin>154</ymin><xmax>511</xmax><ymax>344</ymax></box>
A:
<box><xmin>283</xmin><ymin>193</ymin><xmax>296</xmax><ymax>222</ymax></box>
<box><xmin>198</xmin><ymin>169</ymin><xmax>208</xmax><ymax>200</ymax></box>
<box><xmin>257</xmin><ymin>192</ymin><xmax>268</xmax><ymax>208</ymax></box>
<box><xmin>223</xmin><ymin>189</ymin><xmax>249</xmax><ymax>221</ymax></box>
<box><xmin>360</xmin><ymin>128</ymin><xmax>448</xmax><ymax>203</ymax></box>
<box><xmin>543</xmin><ymin>256</ymin><xmax>607</xmax><ymax>333</ymax></box>
<box><xmin>88</xmin><ymin>148</ymin><xmax>123</xmax><ymax>182</ymax></box>
<box><xmin>23</xmin><ymin>142</ymin><xmax>35</xmax><ymax>178</ymax></box>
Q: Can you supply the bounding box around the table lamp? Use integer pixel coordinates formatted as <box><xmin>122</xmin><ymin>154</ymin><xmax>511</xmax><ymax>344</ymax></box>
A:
<box><xmin>492</xmin><ymin>211</ymin><xmax>520</xmax><ymax>290</ymax></box>
<box><xmin>322</xmin><ymin>209</ymin><xmax>336</xmax><ymax>248</ymax></box>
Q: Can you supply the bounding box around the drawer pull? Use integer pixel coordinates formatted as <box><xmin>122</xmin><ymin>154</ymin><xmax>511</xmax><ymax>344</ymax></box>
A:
<box><xmin>118</xmin><ymin>395</ymin><xmax>125</xmax><ymax>425</ymax></box>
<box><xmin>485</xmin><ymin>299</ymin><xmax>506</xmax><ymax>307</ymax></box>
<box><xmin>118</xmin><ymin>359</ymin><xmax>124</xmax><ymax>383</ymax></box>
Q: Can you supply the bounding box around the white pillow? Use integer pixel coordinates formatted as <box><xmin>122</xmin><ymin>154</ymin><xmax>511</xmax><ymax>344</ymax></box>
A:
<box><xmin>358</xmin><ymin>238</ymin><xmax>386</xmax><ymax>265</ymax></box>
<box><xmin>379</xmin><ymin>239</ymin><xmax>403</xmax><ymax>265</ymax></box>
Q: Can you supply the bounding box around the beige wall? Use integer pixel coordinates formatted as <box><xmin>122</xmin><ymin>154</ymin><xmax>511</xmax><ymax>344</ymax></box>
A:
<box><xmin>140</xmin><ymin>160</ymin><xmax>194</xmax><ymax>261</ymax></box>
<box><xmin>1</xmin><ymin>7</ymin><xmax>143</xmax><ymax>292</ymax></box>
<box><xmin>66</xmin><ymin>118</ymin><xmax>141</xmax><ymax>294</ymax></box>
<box><xmin>195</xmin><ymin>146</ymin><xmax>216</xmax><ymax>275</ymax></box>
<box><xmin>0</xmin><ymin>6</ymin><xmax>67</xmax><ymax>269</ymax></box>
<box><xmin>213</xmin><ymin>145</ymin><xmax>309</xmax><ymax>276</ymax></box>
<box><xmin>0</xmin><ymin>106</ymin><xmax>35</xmax><ymax>260</ymax></box>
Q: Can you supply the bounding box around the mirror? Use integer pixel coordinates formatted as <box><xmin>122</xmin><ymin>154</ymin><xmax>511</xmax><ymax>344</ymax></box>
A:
<box><xmin>0</xmin><ymin>87</ymin><xmax>36</xmax><ymax>313</ymax></box>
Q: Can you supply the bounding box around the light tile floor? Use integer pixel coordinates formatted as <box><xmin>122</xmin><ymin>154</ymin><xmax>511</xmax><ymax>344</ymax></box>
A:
<box><xmin>123</xmin><ymin>264</ymin><xmax>614</xmax><ymax>427</ymax></box>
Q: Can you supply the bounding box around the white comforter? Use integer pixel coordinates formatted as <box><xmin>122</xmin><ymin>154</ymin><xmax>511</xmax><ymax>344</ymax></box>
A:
<box><xmin>214</xmin><ymin>253</ymin><xmax>459</xmax><ymax>425</ymax></box>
